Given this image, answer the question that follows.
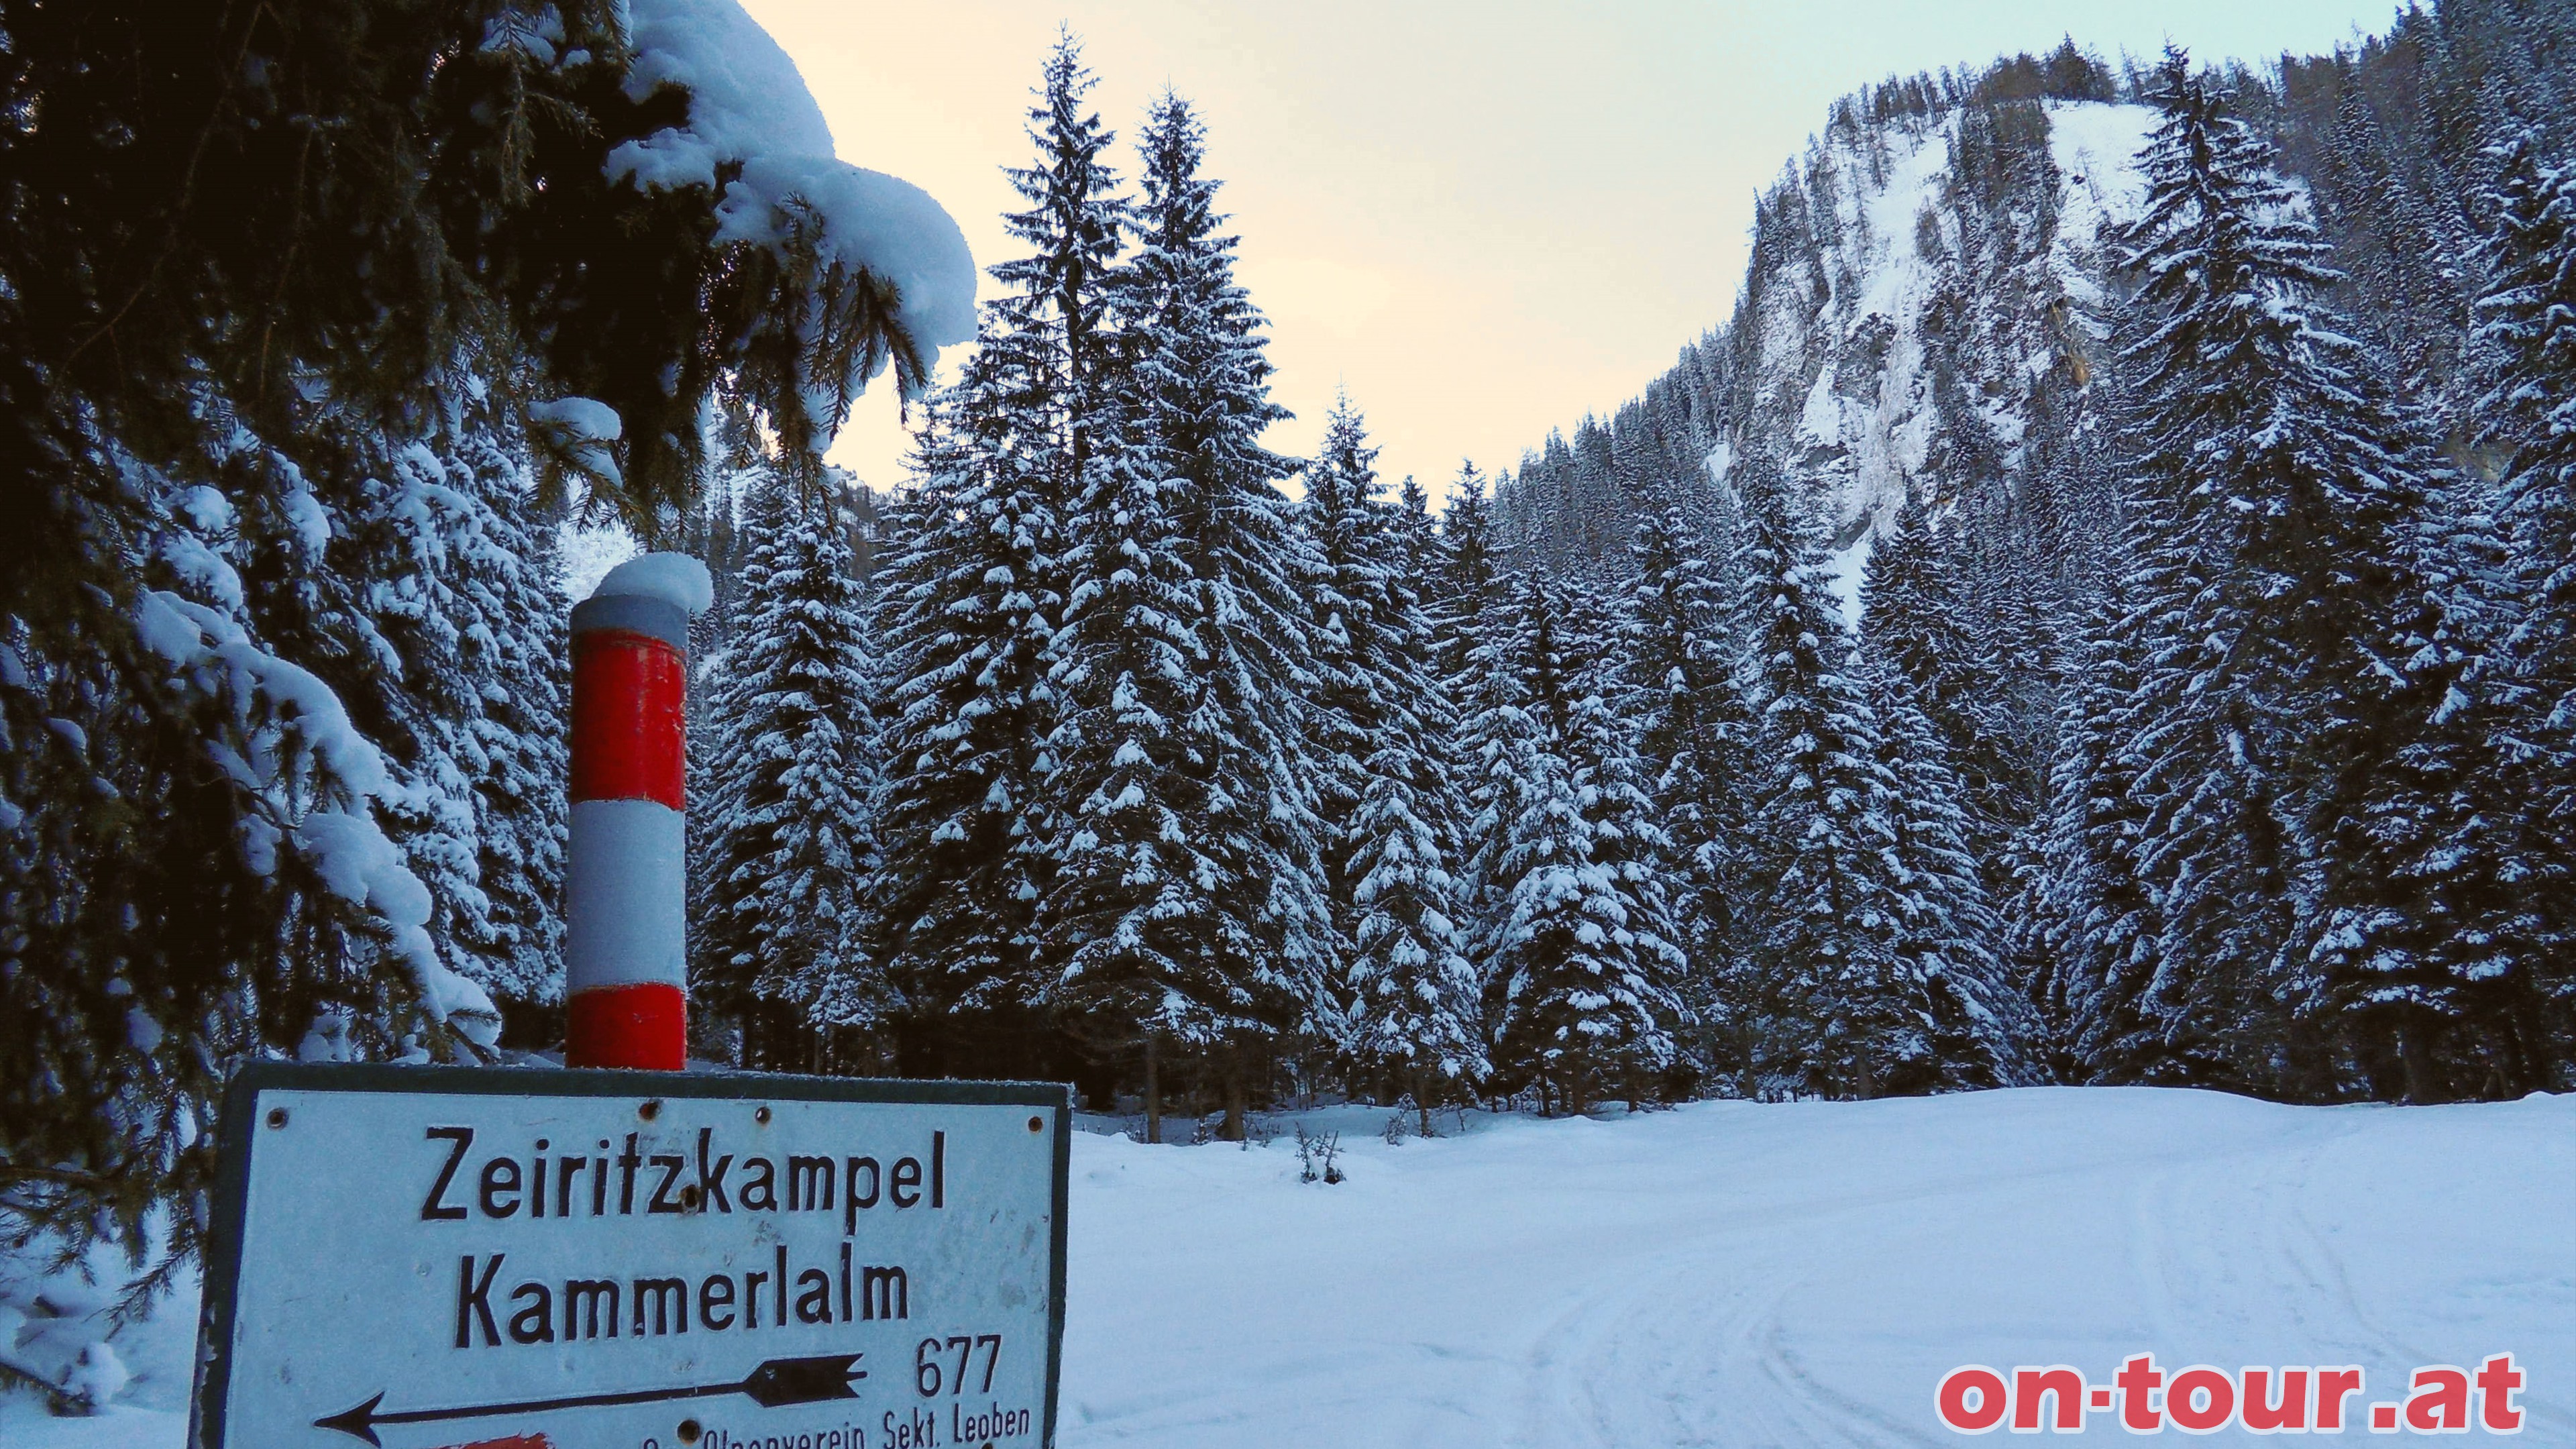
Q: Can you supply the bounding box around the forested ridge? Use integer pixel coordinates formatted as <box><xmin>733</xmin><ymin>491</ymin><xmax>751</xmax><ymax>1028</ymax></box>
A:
<box><xmin>8</xmin><ymin>0</ymin><xmax>2576</xmax><ymax>1321</ymax></box>
<box><xmin>1481</xmin><ymin>2</ymin><xmax>2576</xmax><ymax>1106</ymax></box>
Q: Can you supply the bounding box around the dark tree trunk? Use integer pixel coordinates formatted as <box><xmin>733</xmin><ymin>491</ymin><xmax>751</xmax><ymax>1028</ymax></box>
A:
<box><xmin>1143</xmin><ymin>1034</ymin><xmax>1163</xmax><ymax>1145</ymax></box>
<box><xmin>2400</xmin><ymin>1018</ymin><xmax>2443</xmax><ymax>1105</ymax></box>
<box><xmin>1221</xmin><ymin>1064</ymin><xmax>1246</xmax><ymax>1142</ymax></box>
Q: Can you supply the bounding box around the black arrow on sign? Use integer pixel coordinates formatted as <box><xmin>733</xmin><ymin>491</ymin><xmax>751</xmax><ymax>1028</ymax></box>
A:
<box><xmin>313</xmin><ymin>1352</ymin><xmax>866</xmax><ymax>1446</ymax></box>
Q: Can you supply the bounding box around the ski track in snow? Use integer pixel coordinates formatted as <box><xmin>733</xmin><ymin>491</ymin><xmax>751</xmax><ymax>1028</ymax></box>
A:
<box><xmin>7</xmin><ymin>1087</ymin><xmax>2567</xmax><ymax>1448</ymax></box>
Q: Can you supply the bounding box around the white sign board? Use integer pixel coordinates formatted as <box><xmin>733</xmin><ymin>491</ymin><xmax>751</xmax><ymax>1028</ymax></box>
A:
<box><xmin>193</xmin><ymin>1065</ymin><xmax>1068</xmax><ymax>1449</ymax></box>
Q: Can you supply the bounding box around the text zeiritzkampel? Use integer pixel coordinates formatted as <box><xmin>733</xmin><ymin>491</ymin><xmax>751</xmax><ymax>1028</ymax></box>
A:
<box><xmin>420</xmin><ymin>1124</ymin><xmax>945</xmax><ymax>1348</ymax></box>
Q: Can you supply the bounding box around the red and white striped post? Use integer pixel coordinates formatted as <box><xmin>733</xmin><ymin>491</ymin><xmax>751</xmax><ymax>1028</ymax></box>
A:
<box><xmin>564</xmin><ymin>556</ymin><xmax>707</xmax><ymax>1070</ymax></box>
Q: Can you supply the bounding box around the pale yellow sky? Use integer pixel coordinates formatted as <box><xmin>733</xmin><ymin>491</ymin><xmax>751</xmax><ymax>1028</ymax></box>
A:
<box><xmin>747</xmin><ymin>0</ymin><xmax>2393</xmax><ymax>498</ymax></box>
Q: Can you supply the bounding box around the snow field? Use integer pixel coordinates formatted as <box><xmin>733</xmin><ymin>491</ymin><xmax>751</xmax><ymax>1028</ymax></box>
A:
<box><xmin>7</xmin><ymin>1087</ymin><xmax>2567</xmax><ymax>1446</ymax></box>
<box><xmin>1057</xmin><ymin>1088</ymin><xmax>2573</xmax><ymax>1446</ymax></box>
<box><xmin>2047</xmin><ymin>101</ymin><xmax>2159</xmax><ymax>307</ymax></box>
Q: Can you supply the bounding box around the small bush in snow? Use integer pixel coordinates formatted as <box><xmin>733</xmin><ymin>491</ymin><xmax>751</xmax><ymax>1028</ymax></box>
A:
<box><xmin>1294</xmin><ymin>1125</ymin><xmax>1345</xmax><ymax>1184</ymax></box>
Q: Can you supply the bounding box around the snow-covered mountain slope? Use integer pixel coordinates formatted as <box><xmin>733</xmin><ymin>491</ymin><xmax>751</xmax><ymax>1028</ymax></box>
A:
<box><xmin>1741</xmin><ymin>101</ymin><xmax>2156</xmax><ymax>545</ymax></box>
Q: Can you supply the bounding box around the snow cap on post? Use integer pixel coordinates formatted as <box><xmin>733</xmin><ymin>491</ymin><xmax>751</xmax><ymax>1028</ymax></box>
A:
<box><xmin>576</xmin><ymin>551</ymin><xmax>714</xmax><ymax>649</ymax></box>
<box><xmin>566</xmin><ymin>551</ymin><xmax>711</xmax><ymax>1070</ymax></box>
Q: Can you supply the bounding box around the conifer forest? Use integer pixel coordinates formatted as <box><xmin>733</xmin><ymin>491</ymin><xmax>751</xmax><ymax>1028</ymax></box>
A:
<box><xmin>11</xmin><ymin>0</ymin><xmax>2576</xmax><ymax>1295</ymax></box>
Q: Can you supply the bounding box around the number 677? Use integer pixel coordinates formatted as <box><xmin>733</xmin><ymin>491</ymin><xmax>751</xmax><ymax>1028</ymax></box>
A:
<box><xmin>915</xmin><ymin>1334</ymin><xmax>1002</xmax><ymax>1397</ymax></box>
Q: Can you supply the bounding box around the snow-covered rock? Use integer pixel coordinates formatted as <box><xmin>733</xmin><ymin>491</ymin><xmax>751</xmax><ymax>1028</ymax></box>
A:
<box><xmin>1758</xmin><ymin>101</ymin><xmax>2156</xmax><ymax>543</ymax></box>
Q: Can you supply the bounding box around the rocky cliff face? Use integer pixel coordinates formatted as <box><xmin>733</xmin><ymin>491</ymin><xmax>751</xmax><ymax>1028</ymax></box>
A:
<box><xmin>1725</xmin><ymin>99</ymin><xmax>2155</xmax><ymax>595</ymax></box>
<box><xmin>1772</xmin><ymin>105</ymin><xmax>2153</xmax><ymax>523</ymax></box>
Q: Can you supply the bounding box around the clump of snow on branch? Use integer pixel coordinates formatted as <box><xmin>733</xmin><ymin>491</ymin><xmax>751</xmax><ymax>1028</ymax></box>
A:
<box><xmin>529</xmin><ymin>395</ymin><xmax>625</xmax><ymax>487</ymax></box>
<box><xmin>608</xmin><ymin>0</ymin><xmax>977</xmax><ymax>374</ymax></box>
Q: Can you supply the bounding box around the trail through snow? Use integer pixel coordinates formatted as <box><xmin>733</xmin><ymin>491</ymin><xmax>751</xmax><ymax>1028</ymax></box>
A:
<box><xmin>7</xmin><ymin>1087</ymin><xmax>2566</xmax><ymax>1446</ymax></box>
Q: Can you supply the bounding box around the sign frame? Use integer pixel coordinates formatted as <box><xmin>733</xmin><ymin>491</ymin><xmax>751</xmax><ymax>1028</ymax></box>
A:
<box><xmin>190</xmin><ymin>1062</ymin><xmax>1072</xmax><ymax>1449</ymax></box>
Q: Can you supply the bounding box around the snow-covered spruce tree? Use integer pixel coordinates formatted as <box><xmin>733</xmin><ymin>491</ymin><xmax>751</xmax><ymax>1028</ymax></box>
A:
<box><xmin>1032</xmin><ymin>282</ymin><xmax>1211</xmax><ymax>1123</ymax></box>
<box><xmin>1619</xmin><ymin>498</ymin><xmax>1754</xmax><ymax>1076</ymax></box>
<box><xmin>1299</xmin><ymin>396</ymin><xmax>1483</xmax><ymax>1111</ymax></box>
<box><xmin>1038</xmin><ymin>89</ymin><xmax>1330</xmax><ymax>1138</ymax></box>
<box><xmin>227</xmin><ymin>415</ymin><xmax>492</xmax><ymax>1067</ymax></box>
<box><xmin>1562</xmin><ymin>686</ymin><xmax>1694</xmax><ymax>1103</ymax></box>
<box><xmin>1391</xmin><ymin>474</ymin><xmax>1447</xmax><ymax>602</ymax></box>
<box><xmin>2308</xmin><ymin>468</ymin><xmax>2567</xmax><ymax>1097</ymax></box>
<box><xmin>442</xmin><ymin>412</ymin><xmax>571</xmax><ymax>1012</ymax></box>
<box><xmin>1429</xmin><ymin>474</ymin><xmax>1503</xmax><ymax>1050</ymax></box>
<box><xmin>1473</xmin><ymin>572</ymin><xmax>1686</xmax><ymax>1113</ymax></box>
<box><xmin>989</xmin><ymin>30</ymin><xmax>1130</xmax><ymax>502</ymax></box>
<box><xmin>1299</xmin><ymin>394</ymin><xmax>1385</xmax><ymax>1008</ymax></box>
<box><xmin>2429</xmin><ymin>123</ymin><xmax>2576</xmax><ymax>1089</ymax></box>
<box><xmin>1135</xmin><ymin>87</ymin><xmax>1338</xmax><ymax>1127</ymax></box>
<box><xmin>2080</xmin><ymin>56</ymin><xmax>2340</xmax><ymax>1087</ymax></box>
<box><xmin>869</xmin><ymin>345</ymin><xmax>1065</xmax><ymax>1048</ymax></box>
<box><xmin>2006</xmin><ymin>352</ymin><xmax>2148</xmax><ymax>1086</ymax></box>
<box><xmin>699</xmin><ymin>472</ymin><xmax>888</xmax><ymax>1071</ymax></box>
<box><xmin>2474</xmin><ymin>128</ymin><xmax>2576</xmax><ymax>550</ymax></box>
<box><xmin>1452</xmin><ymin>574</ymin><xmax>1531</xmax><ymax>1051</ymax></box>
<box><xmin>2096</xmin><ymin>52</ymin><xmax>2492</xmax><ymax>1097</ymax></box>
<box><xmin>1955</xmin><ymin>495</ymin><xmax>2072</xmax><ymax>912</ymax></box>
<box><xmin>2024</xmin><ymin>576</ymin><xmax>2162</xmax><ymax>1085</ymax></box>
<box><xmin>1857</xmin><ymin>491</ymin><xmax>2015</xmax><ymax>859</ymax></box>
<box><xmin>1459</xmin><ymin>564</ymin><xmax>1586</xmax><ymax>941</ymax></box>
<box><xmin>871</xmin><ymin>37</ymin><xmax>1126</xmax><ymax>1052</ymax></box>
<box><xmin>2471</xmin><ymin>137</ymin><xmax>2576</xmax><ymax>753</ymax></box>
<box><xmin>1729</xmin><ymin>453</ymin><xmax>1920</xmax><ymax>1098</ymax></box>
<box><xmin>1</xmin><ymin>0</ymin><xmax>967</xmax><ymax>1286</ymax></box>
<box><xmin>2318</xmin><ymin>80</ymin><xmax>2475</xmax><ymax>384</ymax></box>
<box><xmin>1863</xmin><ymin>651</ymin><xmax>2038</xmax><ymax>1088</ymax></box>
<box><xmin>1346</xmin><ymin>749</ymin><xmax>1487</xmax><ymax>1130</ymax></box>
<box><xmin>355</xmin><ymin>406</ymin><xmax>578</xmax><ymax>1023</ymax></box>
<box><xmin>1432</xmin><ymin>462</ymin><xmax>1503</xmax><ymax>689</ymax></box>
<box><xmin>302</xmin><ymin>392</ymin><xmax>575</xmax><ymax>1021</ymax></box>
<box><xmin>1856</xmin><ymin>497</ymin><xmax>2040</xmax><ymax>1087</ymax></box>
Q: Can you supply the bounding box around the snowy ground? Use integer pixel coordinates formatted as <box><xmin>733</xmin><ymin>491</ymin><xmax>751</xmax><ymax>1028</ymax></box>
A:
<box><xmin>7</xmin><ymin>1086</ymin><xmax>2569</xmax><ymax>1445</ymax></box>
<box><xmin>1059</xmin><ymin>1088</ymin><xmax>2571</xmax><ymax>1446</ymax></box>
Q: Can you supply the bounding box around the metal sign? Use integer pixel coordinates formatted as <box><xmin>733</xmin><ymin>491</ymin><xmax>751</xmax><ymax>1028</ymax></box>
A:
<box><xmin>192</xmin><ymin>1064</ymin><xmax>1069</xmax><ymax>1449</ymax></box>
